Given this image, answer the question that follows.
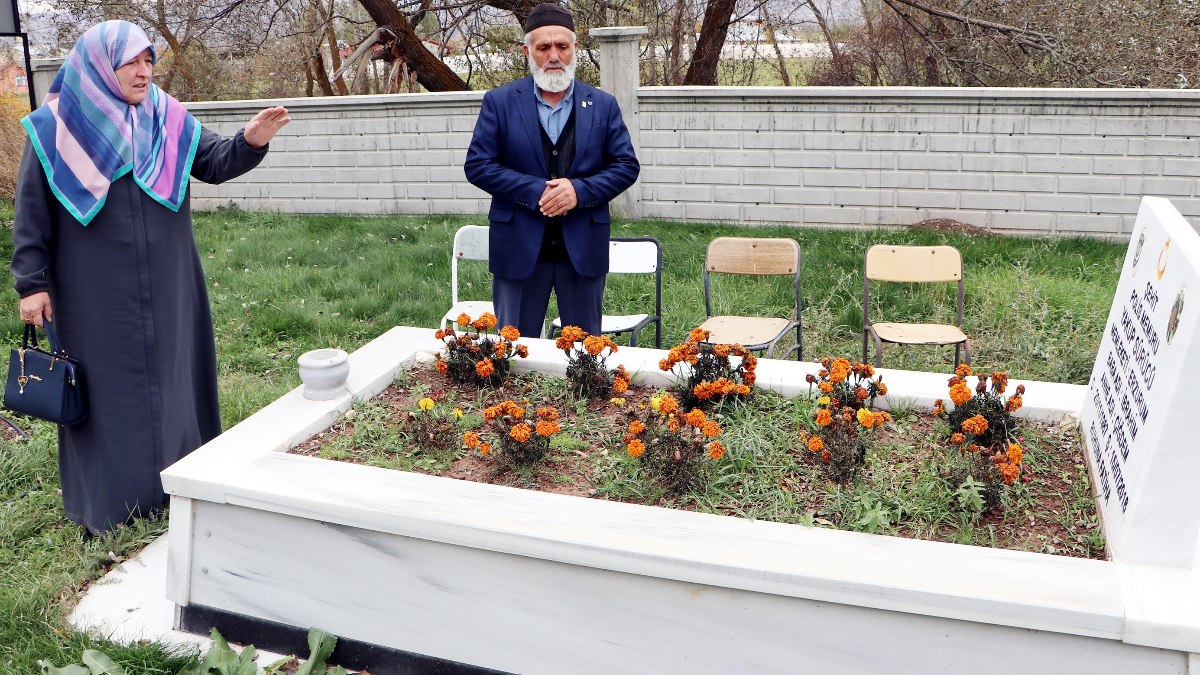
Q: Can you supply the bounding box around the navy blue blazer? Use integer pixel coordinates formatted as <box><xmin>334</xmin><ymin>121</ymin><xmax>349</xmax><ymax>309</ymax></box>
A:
<box><xmin>464</xmin><ymin>77</ymin><xmax>640</xmax><ymax>280</ymax></box>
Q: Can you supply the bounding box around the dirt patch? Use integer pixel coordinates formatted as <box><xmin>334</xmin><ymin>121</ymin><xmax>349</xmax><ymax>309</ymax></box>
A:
<box><xmin>908</xmin><ymin>218</ymin><xmax>992</xmax><ymax>236</ymax></box>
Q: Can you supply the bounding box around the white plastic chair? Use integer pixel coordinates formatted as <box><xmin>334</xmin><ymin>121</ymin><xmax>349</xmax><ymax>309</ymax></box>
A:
<box><xmin>551</xmin><ymin>237</ymin><xmax>663</xmax><ymax>347</ymax></box>
<box><xmin>441</xmin><ymin>225</ymin><xmax>493</xmax><ymax>327</ymax></box>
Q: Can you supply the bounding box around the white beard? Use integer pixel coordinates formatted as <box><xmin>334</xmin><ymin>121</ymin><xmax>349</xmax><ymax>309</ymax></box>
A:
<box><xmin>529</xmin><ymin>55</ymin><xmax>576</xmax><ymax>93</ymax></box>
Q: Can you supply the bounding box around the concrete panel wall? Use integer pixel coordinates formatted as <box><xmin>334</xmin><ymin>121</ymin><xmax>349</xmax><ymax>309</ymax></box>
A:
<box><xmin>188</xmin><ymin>87</ymin><xmax>1200</xmax><ymax>237</ymax></box>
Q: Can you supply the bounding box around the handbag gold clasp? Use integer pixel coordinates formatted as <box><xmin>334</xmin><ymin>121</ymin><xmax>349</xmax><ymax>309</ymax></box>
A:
<box><xmin>16</xmin><ymin>348</ymin><xmax>42</xmax><ymax>394</ymax></box>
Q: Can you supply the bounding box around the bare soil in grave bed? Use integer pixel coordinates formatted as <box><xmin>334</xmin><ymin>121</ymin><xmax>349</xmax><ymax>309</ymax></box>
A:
<box><xmin>290</xmin><ymin>367</ymin><xmax>1106</xmax><ymax>560</ymax></box>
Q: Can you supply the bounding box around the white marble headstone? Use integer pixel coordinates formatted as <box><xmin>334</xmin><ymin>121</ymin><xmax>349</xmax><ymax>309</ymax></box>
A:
<box><xmin>1081</xmin><ymin>197</ymin><xmax>1200</xmax><ymax>568</ymax></box>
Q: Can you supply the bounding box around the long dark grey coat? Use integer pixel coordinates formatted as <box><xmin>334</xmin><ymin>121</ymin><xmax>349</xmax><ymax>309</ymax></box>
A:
<box><xmin>11</xmin><ymin>129</ymin><xmax>267</xmax><ymax>534</ymax></box>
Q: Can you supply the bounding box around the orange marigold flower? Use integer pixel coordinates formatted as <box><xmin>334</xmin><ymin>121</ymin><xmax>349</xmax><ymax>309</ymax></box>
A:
<box><xmin>1006</xmin><ymin>395</ymin><xmax>1023</xmax><ymax>413</ymax></box>
<box><xmin>626</xmin><ymin>438</ymin><xmax>646</xmax><ymax>457</ymax></box>
<box><xmin>537</xmin><ymin>406</ymin><xmax>558</xmax><ymax>421</ymax></box>
<box><xmin>743</xmin><ymin>355</ymin><xmax>758</xmax><ymax>370</ymax></box>
<box><xmin>815</xmin><ymin>409</ymin><xmax>833</xmax><ymax>426</ymax></box>
<box><xmin>742</xmin><ymin>372</ymin><xmax>756</xmax><ymax>386</ymax></box>
<box><xmin>991</xmin><ymin>371</ymin><xmax>1008</xmax><ymax>394</ymax></box>
<box><xmin>535</xmin><ymin>420</ymin><xmax>560</xmax><ymax>436</ymax></box>
<box><xmin>667</xmin><ymin>417</ymin><xmax>682</xmax><ymax>433</ymax></box>
<box><xmin>556</xmin><ymin>336</ymin><xmax>574</xmax><ymax>351</ymax></box>
<box><xmin>818</xmin><ymin>382</ymin><xmax>834</xmax><ymax>394</ymax></box>
<box><xmin>508</xmin><ymin>423</ymin><xmax>532</xmax><ymax>443</ymax></box>
<box><xmin>955</xmin><ymin>364</ymin><xmax>972</xmax><ymax>377</ymax></box>
<box><xmin>966</xmin><ymin>443</ymin><xmax>982</xmax><ymax>454</ymax></box>
<box><xmin>861</xmin><ymin>363</ymin><xmax>875</xmax><ymax>377</ymax></box>
<box><xmin>435</xmin><ymin>329</ymin><xmax>446</xmax><ymax>340</ymax></box>
<box><xmin>976</xmin><ymin>380</ymin><xmax>987</xmax><ymax>394</ymax></box>
<box><xmin>949</xmin><ymin>382</ymin><xmax>972</xmax><ymax>406</ymax></box>
<box><xmin>961</xmin><ymin>414</ymin><xmax>989</xmax><ymax>436</ymax></box>
<box><xmin>515</xmin><ymin>345</ymin><xmax>529</xmax><ymax>358</ymax></box>
<box><xmin>701</xmin><ymin>420</ymin><xmax>721</xmax><ymax>437</ymax></box>
<box><xmin>456</xmin><ymin>313</ymin><xmax>472</xmax><ymax>327</ymax></box>
<box><xmin>855</xmin><ymin>387</ymin><xmax>869</xmax><ymax>401</ymax></box>
<box><xmin>820</xmin><ymin>449</ymin><xmax>832</xmax><ymax>463</ymax></box>
<box><xmin>479</xmin><ymin>313</ymin><xmax>498</xmax><ymax>330</ymax></box>
<box><xmin>483</xmin><ymin>404</ymin><xmax>501</xmax><ymax>420</ymax></box>
<box><xmin>505</xmin><ymin>402</ymin><xmax>526</xmax><ymax>419</ymax></box>
<box><xmin>713</xmin><ymin>344</ymin><xmax>730</xmax><ymax>358</ymax></box>
<box><xmin>805</xmin><ymin>374</ymin><xmax>817</xmax><ymax>384</ymax></box>
<box><xmin>561</xmin><ymin>325</ymin><xmax>586</xmax><ymax>342</ymax></box>
<box><xmin>731</xmin><ymin>344</ymin><xmax>748</xmax><ymax>357</ymax></box>
<box><xmin>1007</xmin><ymin>442</ymin><xmax>1023</xmax><ymax>464</ymax></box>
<box><xmin>583</xmin><ymin>335</ymin><xmax>607</xmax><ymax>355</ymax></box>
<box><xmin>434</xmin><ymin>359</ymin><xmax>449</xmax><ymax>376</ymax></box>
<box><xmin>706</xmin><ymin>441</ymin><xmax>727</xmax><ymax>460</ymax></box>
<box><xmin>877</xmin><ymin>382</ymin><xmax>888</xmax><ymax>396</ymax></box>
<box><xmin>658</xmin><ymin>396</ymin><xmax>679</xmax><ymax>415</ymax></box>
<box><xmin>688</xmin><ymin>328</ymin><xmax>711</xmax><ymax>343</ymax></box>
<box><xmin>475</xmin><ymin>358</ymin><xmax>495</xmax><ymax>378</ymax></box>
<box><xmin>686</xmin><ymin>409</ymin><xmax>707</xmax><ymax>427</ymax></box>
<box><xmin>612</xmin><ymin>377</ymin><xmax>629</xmax><ymax>394</ymax></box>
<box><xmin>480</xmin><ymin>442</ymin><xmax>491</xmax><ymax>456</ymax></box>
<box><xmin>493</xmin><ymin>341</ymin><xmax>508</xmax><ymax>358</ymax></box>
<box><xmin>949</xmin><ymin>433</ymin><xmax>965</xmax><ymax>445</ymax></box>
<box><xmin>807</xmin><ymin>435</ymin><xmax>824</xmax><ymax>452</ymax></box>
<box><xmin>1015</xmin><ymin>384</ymin><xmax>1025</xmax><ymax>396</ymax></box>
<box><xmin>998</xmin><ymin>461</ymin><xmax>1020</xmax><ymax>484</ymax></box>
<box><xmin>856</xmin><ymin>407</ymin><xmax>874</xmax><ymax>428</ymax></box>
<box><xmin>658</xmin><ymin>358</ymin><xmax>671</xmax><ymax>371</ymax></box>
<box><xmin>464</xmin><ymin>431</ymin><xmax>480</xmax><ymax>449</ymax></box>
<box><xmin>872</xmin><ymin>412</ymin><xmax>888</xmax><ymax>428</ymax></box>
<box><xmin>628</xmin><ymin>420</ymin><xmax>645</xmax><ymax>435</ymax></box>
<box><xmin>500</xmin><ymin>326</ymin><xmax>520</xmax><ymax>342</ymax></box>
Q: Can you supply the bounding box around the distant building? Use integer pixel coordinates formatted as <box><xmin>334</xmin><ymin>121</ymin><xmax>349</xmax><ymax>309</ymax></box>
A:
<box><xmin>0</xmin><ymin>61</ymin><xmax>26</xmax><ymax>96</ymax></box>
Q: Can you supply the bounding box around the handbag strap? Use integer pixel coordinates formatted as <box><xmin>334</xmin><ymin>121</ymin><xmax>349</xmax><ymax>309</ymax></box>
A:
<box><xmin>21</xmin><ymin>319</ymin><xmax>69</xmax><ymax>356</ymax></box>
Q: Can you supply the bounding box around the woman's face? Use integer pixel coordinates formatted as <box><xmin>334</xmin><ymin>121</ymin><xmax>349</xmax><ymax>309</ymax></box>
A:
<box><xmin>115</xmin><ymin>49</ymin><xmax>153</xmax><ymax>104</ymax></box>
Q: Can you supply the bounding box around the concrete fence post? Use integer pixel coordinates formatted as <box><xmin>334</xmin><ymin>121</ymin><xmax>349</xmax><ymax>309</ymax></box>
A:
<box><xmin>29</xmin><ymin>58</ymin><xmax>64</xmax><ymax>108</ymax></box>
<box><xmin>590</xmin><ymin>26</ymin><xmax>646</xmax><ymax>219</ymax></box>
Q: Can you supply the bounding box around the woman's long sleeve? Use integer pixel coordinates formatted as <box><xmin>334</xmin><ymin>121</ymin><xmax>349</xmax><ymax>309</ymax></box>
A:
<box><xmin>12</xmin><ymin>141</ymin><xmax>56</xmax><ymax>298</ymax></box>
<box><xmin>190</xmin><ymin>128</ymin><xmax>268</xmax><ymax>185</ymax></box>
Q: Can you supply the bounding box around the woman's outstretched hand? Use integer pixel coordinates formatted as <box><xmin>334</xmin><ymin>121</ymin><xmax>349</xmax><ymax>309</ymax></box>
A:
<box><xmin>19</xmin><ymin>292</ymin><xmax>52</xmax><ymax>328</ymax></box>
<box><xmin>243</xmin><ymin>106</ymin><xmax>291</xmax><ymax>149</ymax></box>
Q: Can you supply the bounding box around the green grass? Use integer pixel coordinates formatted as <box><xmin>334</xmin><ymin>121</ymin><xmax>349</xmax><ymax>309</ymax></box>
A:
<box><xmin>0</xmin><ymin>204</ymin><xmax>1125</xmax><ymax>672</ymax></box>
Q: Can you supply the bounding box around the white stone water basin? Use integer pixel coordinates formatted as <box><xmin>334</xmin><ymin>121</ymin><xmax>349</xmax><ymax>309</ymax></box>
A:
<box><xmin>160</xmin><ymin>326</ymin><xmax>1199</xmax><ymax>673</ymax></box>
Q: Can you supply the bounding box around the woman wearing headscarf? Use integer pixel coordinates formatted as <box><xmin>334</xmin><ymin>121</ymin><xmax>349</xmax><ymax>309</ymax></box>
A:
<box><xmin>10</xmin><ymin>20</ymin><xmax>290</xmax><ymax>534</ymax></box>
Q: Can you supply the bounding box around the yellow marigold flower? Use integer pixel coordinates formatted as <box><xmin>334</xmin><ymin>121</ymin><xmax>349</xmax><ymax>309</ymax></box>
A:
<box><xmin>463</xmin><ymin>431</ymin><xmax>480</xmax><ymax>449</ymax></box>
<box><xmin>688</xmin><ymin>327</ymin><xmax>711</xmax><ymax>343</ymax></box>
<box><xmin>658</xmin><ymin>396</ymin><xmax>679</xmax><ymax>415</ymax></box>
<box><xmin>649</xmin><ymin>395</ymin><xmax>662</xmax><ymax>411</ymax></box>
<box><xmin>456</xmin><ymin>313</ymin><xmax>471</xmax><ymax>327</ymax></box>
<box><xmin>807</xmin><ymin>435</ymin><xmax>824</xmax><ymax>452</ymax></box>
<box><xmin>818</xmin><ymin>382</ymin><xmax>834</xmax><ymax>394</ymax></box>
<box><xmin>475</xmin><ymin>358</ymin><xmax>495</xmax><ymax>378</ymax></box>
<box><xmin>535</xmin><ymin>420</ymin><xmax>560</xmax><ymax>437</ymax></box>
<box><xmin>817</xmin><ymin>396</ymin><xmax>831</xmax><ymax>406</ymax></box>
<box><xmin>815</xmin><ymin>409</ymin><xmax>833</xmax><ymax>427</ymax></box>
<box><xmin>949</xmin><ymin>432</ymin><xmax>965</xmax><ymax>445</ymax></box>
<box><xmin>701</xmin><ymin>420</ymin><xmax>721</xmax><ymax>437</ymax></box>
<box><xmin>609</xmin><ymin>397</ymin><xmax>625</xmax><ymax>406</ymax></box>
<box><xmin>509</xmin><ymin>423</ymin><xmax>532</xmax><ymax>443</ymax></box>
<box><xmin>480</xmin><ymin>442</ymin><xmax>491</xmax><ymax>456</ymax></box>
<box><xmin>561</xmin><ymin>325</ymin><xmax>586</xmax><ymax>342</ymax></box>
<box><xmin>686</xmin><ymin>409</ymin><xmax>707</xmax><ymax>427</ymax></box>
<box><xmin>628</xmin><ymin>420</ymin><xmax>645</xmax><ymax>435</ymax></box>
<box><xmin>515</xmin><ymin>345</ymin><xmax>529</xmax><ymax>358</ymax></box>
<box><xmin>1007</xmin><ymin>443</ymin><xmax>1023</xmax><ymax>464</ymax></box>
<box><xmin>706</xmin><ymin>441</ymin><xmax>727</xmax><ymax>460</ymax></box>
<box><xmin>452</xmin><ymin>407</ymin><xmax>464</xmax><ymax>418</ymax></box>
<box><xmin>500</xmin><ymin>326</ymin><xmax>520</xmax><ymax>342</ymax></box>
<box><xmin>612</xmin><ymin>377</ymin><xmax>629</xmax><ymax>394</ymax></box>
<box><xmin>949</xmin><ymin>382</ymin><xmax>972</xmax><ymax>406</ymax></box>
<box><xmin>626</xmin><ymin>438</ymin><xmax>646</xmax><ymax>458</ymax></box>
<box><xmin>1005</xmin><ymin>395</ymin><xmax>1023</xmax><ymax>412</ymax></box>
<box><xmin>955</xmin><ymin>364</ymin><xmax>972</xmax><ymax>377</ymax></box>
<box><xmin>961</xmin><ymin>414</ymin><xmax>989</xmax><ymax>436</ymax></box>
<box><xmin>434</xmin><ymin>359</ymin><xmax>449</xmax><ymax>376</ymax></box>
<box><xmin>418</xmin><ymin>397</ymin><xmax>435</xmax><ymax>411</ymax></box>
<box><xmin>583</xmin><ymin>335</ymin><xmax>607</xmax><ymax>355</ymax></box>
<box><xmin>856</xmin><ymin>407</ymin><xmax>875</xmax><ymax>428</ymax></box>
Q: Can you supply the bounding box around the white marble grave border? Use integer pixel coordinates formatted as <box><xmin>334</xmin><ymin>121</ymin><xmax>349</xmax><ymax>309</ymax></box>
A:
<box><xmin>160</xmin><ymin>327</ymin><xmax>1200</xmax><ymax>671</ymax></box>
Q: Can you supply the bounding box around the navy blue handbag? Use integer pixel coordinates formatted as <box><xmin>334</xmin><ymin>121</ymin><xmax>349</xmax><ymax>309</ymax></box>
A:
<box><xmin>4</xmin><ymin>320</ymin><xmax>88</xmax><ymax>427</ymax></box>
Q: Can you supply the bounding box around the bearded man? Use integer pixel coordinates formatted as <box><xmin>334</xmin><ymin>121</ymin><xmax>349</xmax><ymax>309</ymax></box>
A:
<box><xmin>464</xmin><ymin>3</ymin><xmax>640</xmax><ymax>338</ymax></box>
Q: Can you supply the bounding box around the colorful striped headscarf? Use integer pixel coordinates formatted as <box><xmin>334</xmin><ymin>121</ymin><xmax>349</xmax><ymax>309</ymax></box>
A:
<box><xmin>21</xmin><ymin>21</ymin><xmax>201</xmax><ymax>225</ymax></box>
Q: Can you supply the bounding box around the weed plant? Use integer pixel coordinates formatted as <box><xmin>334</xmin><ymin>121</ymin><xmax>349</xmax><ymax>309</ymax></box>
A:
<box><xmin>0</xmin><ymin>205</ymin><xmax>1123</xmax><ymax>671</ymax></box>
